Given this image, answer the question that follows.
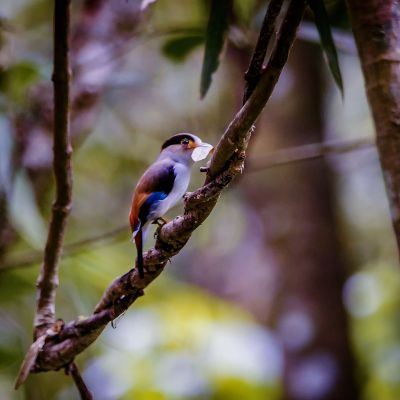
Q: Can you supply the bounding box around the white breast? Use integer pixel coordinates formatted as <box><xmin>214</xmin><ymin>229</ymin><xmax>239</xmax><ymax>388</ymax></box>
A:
<box><xmin>153</xmin><ymin>162</ymin><xmax>190</xmax><ymax>218</ymax></box>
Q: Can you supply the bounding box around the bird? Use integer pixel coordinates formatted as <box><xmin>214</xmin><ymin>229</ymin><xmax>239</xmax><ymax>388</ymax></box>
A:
<box><xmin>129</xmin><ymin>133</ymin><xmax>213</xmax><ymax>278</ymax></box>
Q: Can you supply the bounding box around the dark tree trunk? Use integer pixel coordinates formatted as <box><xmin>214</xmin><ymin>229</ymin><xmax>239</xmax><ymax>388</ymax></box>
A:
<box><xmin>347</xmin><ymin>0</ymin><xmax>400</xmax><ymax>256</ymax></box>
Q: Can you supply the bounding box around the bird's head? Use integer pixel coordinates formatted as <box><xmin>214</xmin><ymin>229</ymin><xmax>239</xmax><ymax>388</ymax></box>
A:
<box><xmin>160</xmin><ymin>133</ymin><xmax>213</xmax><ymax>164</ymax></box>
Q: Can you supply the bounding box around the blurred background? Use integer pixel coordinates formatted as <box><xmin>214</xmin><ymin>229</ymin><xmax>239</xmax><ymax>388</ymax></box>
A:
<box><xmin>1</xmin><ymin>0</ymin><xmax>400</xmax><ymax>399</ymax></box>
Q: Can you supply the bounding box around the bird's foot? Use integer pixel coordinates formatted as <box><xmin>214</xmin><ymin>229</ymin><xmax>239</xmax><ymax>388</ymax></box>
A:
<box><xmin>153</xmin><ymin>217</ymin><xmax>168</xmax><ymax>239</ymax></box>
<box><xmin>152</xmin><ymin>217</ymin><xmax>168</xmax><ymax>227</ymax></box>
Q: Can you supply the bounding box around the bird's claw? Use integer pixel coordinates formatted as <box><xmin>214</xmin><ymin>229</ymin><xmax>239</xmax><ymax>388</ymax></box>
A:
<box><xmin>153</xmin><ymin>217</ymin><xmax>168</xmax><ymax>239</ymax></box>
<box><xmin>152</xmin><ymin>217</ymin><xmax>168</xmax><ymax>227</ymax></box>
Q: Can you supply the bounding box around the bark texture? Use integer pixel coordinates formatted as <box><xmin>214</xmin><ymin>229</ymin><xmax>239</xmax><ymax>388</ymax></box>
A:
<box><xmin>347</xmin><ymin>0</ymin><xmax>400</xmax><ymax>254</ymax></box>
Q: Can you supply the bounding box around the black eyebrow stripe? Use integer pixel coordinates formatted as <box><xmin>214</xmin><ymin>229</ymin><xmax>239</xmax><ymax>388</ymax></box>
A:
<box><xmin>161</xmin><ymin>134</ymin><xmax>196</xmax><ymax>150</ymax></box>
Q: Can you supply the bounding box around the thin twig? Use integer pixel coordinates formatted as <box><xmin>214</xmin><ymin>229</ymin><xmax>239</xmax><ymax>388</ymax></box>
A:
<box><xmin>66</xmin><ymin>362</ymin><xmax>93</xmax><ymax>400</ymax></box>
<box><xmin>243</xmin><ymin>0</ymin><xmax>283</xmax><ymax>104</ymax></box>
<box><xmin>34</xmin><ymin>0</ymin><xmax>72</xmax><ymax>339</ymax></box>
<box><xmin>248</xmin><ymin>136</ymin><xmax>374</xmax><ymax>172</ymax></box>
<box><xmin>1</xmin><ymin>226</ymin><xmax>126</xmax><ymax>271</ymax></box>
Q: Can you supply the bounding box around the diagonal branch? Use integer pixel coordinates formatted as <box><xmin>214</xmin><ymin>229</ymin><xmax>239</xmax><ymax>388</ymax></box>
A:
<box><xmin>243</xmin><ymin>0</ymin><xmax>284</xmax><ymax>104</ymax></box>
<box><xmin>27</xmin><ymin>0</ymin><xmax>306</xmax><ymax>374</ymax></box>
<box><xmin>34</xmin><ymin>0</ymin><xmax>72</xmax><ymax>340</ymax></box>
<box><xmin>208</xmin><ymin>0</ymin><xmax>305</xmax><ymax>181</ymax></box>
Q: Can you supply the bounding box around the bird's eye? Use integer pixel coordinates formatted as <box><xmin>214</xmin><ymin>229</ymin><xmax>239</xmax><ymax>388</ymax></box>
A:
<box><xmin>181</xmin><ymin>138</ymin><xmax>190</xmax><ymax>145</ymax></box>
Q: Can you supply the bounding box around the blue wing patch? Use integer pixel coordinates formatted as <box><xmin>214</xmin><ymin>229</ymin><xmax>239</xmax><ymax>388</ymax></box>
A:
<box><xmin>135</xmin><ymin>161</ymin><xmax>176</xmax><ymax>227</ymax></box>
<box><xmin>138</xmin><ymin>191</ymin><xmax>168</xmax><ymax>225</ymax></box>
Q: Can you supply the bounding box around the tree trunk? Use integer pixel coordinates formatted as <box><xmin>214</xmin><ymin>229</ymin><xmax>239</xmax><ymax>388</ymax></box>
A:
<box><xmin>347</xmin><ymin>0</ymin><xmax>400</xmax><ymax>256</ymax></box>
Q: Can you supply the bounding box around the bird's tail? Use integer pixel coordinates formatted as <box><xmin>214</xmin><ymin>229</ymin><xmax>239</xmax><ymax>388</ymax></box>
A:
<box><xmin>134</xmin><ymin>228</ymin><xmax>144</xmax><ymax>278</ymax></box>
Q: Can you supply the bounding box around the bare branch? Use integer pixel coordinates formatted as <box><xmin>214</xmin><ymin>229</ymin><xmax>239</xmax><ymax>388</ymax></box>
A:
<box><xmin>34</xmin><ymin>0</ymin><xmax>72</xmax><ymax>339</ymax></box>
<box><xmin>208</xmin><ymin>0</ymin><xmax>306</xmax><ymax>181</ymax></box>
<box><xmin>25</xmin><ymin>0</ymin><xmax>306</xmax><ymax>374</ymax></box>
<box><xmin>243</xmin><ymin>0</ymin><xmax>284</xmax><ymax>103</ymax></box>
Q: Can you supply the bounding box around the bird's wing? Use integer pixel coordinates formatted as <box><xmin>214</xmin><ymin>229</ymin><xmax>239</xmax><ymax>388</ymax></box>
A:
<box><xmin>129</xmin><ymin>160</ymin><xmax>176</xmax><ymax>233</ymax></box>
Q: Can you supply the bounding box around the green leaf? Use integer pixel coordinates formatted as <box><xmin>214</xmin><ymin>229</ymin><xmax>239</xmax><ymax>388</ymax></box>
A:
<box><xmin>162</xmin><ymin>34</ymin><xmax>205</xmax><ymax>63</ymax></box>
<box><xmin>9</xmin><ymin>170</ymin><xmax>46</xmax><ymax>249</ymax></box>
<box><xmin>233</xmin><ymin>0</ymin><xmax>257</xmax><ymax>26</ymax></box>
<box><xmin>307</xmin><ymin>0</ymin><xmax>343</xmax><ymax>95</ymax></box>
<box><xmin>0</xmin><ymin>62</ymin><xmax>40</xmax><ymax>105</ymax></box>
<box><xmin>200</xmin><ymin>0</ymin><xmax>233</xmax><ymax>99</ymax></box>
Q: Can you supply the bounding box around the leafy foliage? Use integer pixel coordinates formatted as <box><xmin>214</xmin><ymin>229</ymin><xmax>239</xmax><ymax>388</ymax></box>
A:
<box><xmin>162</xmin><ymin>32</ymin><xmax>204</xmax><ymax>63</ymax></box>
<box><xmin>0</xmin><ymin>62</ymin><xmax>40</xmax><ymax>105</ymax></box>
<box><xmin>200</xmin><ymin>0</ymin><xmax>233</xmax><ymax>98</ymax></box>
<box><xmin>307</xmin><ymin>0</ymin><xmax>343</xmax><ymax>94</ymax></box>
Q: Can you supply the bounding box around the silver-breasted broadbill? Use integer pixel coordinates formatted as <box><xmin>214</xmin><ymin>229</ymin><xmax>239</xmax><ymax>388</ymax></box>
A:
<box><xmin>129</xmin><ymin>133</ymin><xmax>213</xmax><ymax>278</ymax></box>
